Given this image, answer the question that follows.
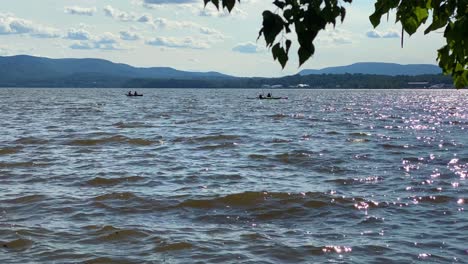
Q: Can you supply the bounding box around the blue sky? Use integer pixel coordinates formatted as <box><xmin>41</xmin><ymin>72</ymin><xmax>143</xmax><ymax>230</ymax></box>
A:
<box><xmin>0</xmin><ymin>0</ymin><xmax>444</xmax><ymax>77</ymax></box>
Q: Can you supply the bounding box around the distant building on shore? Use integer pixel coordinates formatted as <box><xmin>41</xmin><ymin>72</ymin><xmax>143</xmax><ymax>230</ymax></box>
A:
<box><xmin>288</xmin><ymin>84</ymin><xmax>310</xmax><ymax>88</ymax></box>
<box><xmin>407</xmin><ymin>81</ymin><xmax>429</xmax><ymax>88</ymax></box>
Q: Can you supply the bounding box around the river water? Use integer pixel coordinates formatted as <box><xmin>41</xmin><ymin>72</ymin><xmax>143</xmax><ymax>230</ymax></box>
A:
<box><xmin>0</xmin><ymin>88</ymin><xmax>466</xmax><ymax>263</ymax></box>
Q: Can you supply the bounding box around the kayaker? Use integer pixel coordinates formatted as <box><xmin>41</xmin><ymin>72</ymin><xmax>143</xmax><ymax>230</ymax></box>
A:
<box><xmin>127</xmin><ymin>91</ymin><xmax>132</xmax><ymax>96</ymax></box>
<box><xmin>267</xmin><ymin>93</ymin><xmax>271</xmax><ymax>98</ymax></box>
<box><xmin>133</xmin><ymin>91</ymin><xmax>138</xmax><ymax>96</ymax></box>
<box><xmin>259</xmin><ymin>94</ymin><xmax>264</xmax><ymax>99</ymax></box>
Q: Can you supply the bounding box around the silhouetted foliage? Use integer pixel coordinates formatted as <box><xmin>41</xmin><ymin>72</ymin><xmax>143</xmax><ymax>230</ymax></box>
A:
<box><xmin>204</xmin><ymin>0</ymin><xmax>468</xmax><ymax>88</ymax></box>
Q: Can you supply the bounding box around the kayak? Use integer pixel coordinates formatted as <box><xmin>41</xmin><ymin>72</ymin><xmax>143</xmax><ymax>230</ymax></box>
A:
<box><xmin>259</xmin><ymin>97</ymin><xmax>287</xmax><ymax>100</ymax></box>
<box><xmin>126</xmin><ymin>94</ymin><xmax>143</xmax><ymax>97</ymax></box>
<box><xmin>248</xmin><ymin>96</ymin><xmax>288</xmax><ymax>100</ymax></box>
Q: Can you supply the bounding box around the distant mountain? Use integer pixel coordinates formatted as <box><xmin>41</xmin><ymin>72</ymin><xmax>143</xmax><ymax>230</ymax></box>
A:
<box><xmin>298</xmin><ymin>62</ymin><xmax>442</xmax><ymax>76</ymax></box>
<box><xmin>0</xmin><ymin>55</ymin><xmax>451</xmax><ymax>88</ymax></box>
<box><xmin>0</xmin><ymin>55</ymin><xmax>231</xmax><ymax>87</ymax></box>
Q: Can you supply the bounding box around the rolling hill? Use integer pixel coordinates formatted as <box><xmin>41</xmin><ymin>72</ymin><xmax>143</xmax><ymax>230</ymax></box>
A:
<box><xmin>0</xmin><ymin>55</ymin><xmax>231</xmax><ymax>87</ymax></box>
<box><xmin>298</xmin><ymin>62</ymin><xmax>442</xmax><ymax>76</ymax></box>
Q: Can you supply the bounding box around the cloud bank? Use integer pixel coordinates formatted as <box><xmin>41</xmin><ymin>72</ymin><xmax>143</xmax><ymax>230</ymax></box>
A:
<box><xmin>65</xmin><ymin>6</ymin><xmax>97</xmax><ymax>16</ymax></box>
<box><xmin>146</xmin><ymin>36</ymin><xmax>209</xmax><ymax>49</ymax></box>
<box><xmin>70</xmin><ymin>33</ymin><xmax>122</xmax><ymax>50</ymax></box>
<box><xmin>366</xmin><ymin>29</ymin><xmax>400</xmax><ymax>39</ymax></box>
<box><xmin>0</xmin><ymin>13</ymin><xmax>60</xmax><ymax>38</ymax></box>
<box><xmin>232</xmin><ymin>42</ymin><xmax>264</xmax><ymax>53</ymax></box>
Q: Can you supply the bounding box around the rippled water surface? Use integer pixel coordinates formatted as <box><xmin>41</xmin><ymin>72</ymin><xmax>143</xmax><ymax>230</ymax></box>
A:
<box><xmin>0</xmin><ymin>88</ymin><xmax>467</xmax><ymax>263</ymax></box>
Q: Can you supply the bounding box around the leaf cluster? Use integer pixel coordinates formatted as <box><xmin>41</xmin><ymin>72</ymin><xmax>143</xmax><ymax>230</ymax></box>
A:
<box><xmin>205</xmin><ymin>0</ymin><xmax>467</xmax><ymax>88</ymax></box>
<box><xmin>258</xmin><ymin>0</ymin><xmax>353</xmax><ymax>68</ymax></box>
<box><xmin>370</xmin><ymin>0</ymin><xmax>468</xmax><ymax>88</ymax></box>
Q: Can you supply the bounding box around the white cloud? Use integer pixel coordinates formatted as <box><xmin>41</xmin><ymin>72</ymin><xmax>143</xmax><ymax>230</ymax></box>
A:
<box><xmin>103</xmin><ymin>5</ymin><xmax>152</xmax><ymax>23</ymax></box>
<box><xmin>70</xmin><ymin>41</ymin><xmax>94</xmax><ymax>50</ymax></box>
<box><xmin>198</xmin><ymin>5</ymin><xmax>248</xmax><ymax>18</ymax></box>
<box><xmin>95</xmin><ymin>32</ymin><xmax>119</xmax><ymax>45</ymax></box>
<box><xmin>199</xmin><ymin>26</ymin><xmax>220</xmax><ymax>35</ymax></box>
<box><xmin>66</xmin><ymin>28</ymin><xmax>91</xmax><ymax>40</ymax></box>
<box><xmin>137</xmin><ymin>14</ymin><xmax>153</xmax><ymax>23</ymax></box>
<box><xmin>0</xmin><ymin>13</ymin><xmax>60</xmax><ymax>38</ymax></box>
<box><xmin>146</xmin><ymin>36</ymin><xmax>210</xmax><ymax>49</ymax></box>
<box><xmin>70</xmin><ymin>32</ymin><xmax>122</xmax><ymax>50</ymax></box>
<box><xmin>366</xmin><ymin>30</ymin><xmax>381</xmax><ymax>38</ymax></box>
<box><xmin>366</xmin><ymin>29</ymin><xmax>400</xmax><ymax>39</ymax></box>
<box><xmin>64</xmin><ymin>6</ymin><xmax>97</xmax><ymax>16</ymax></box>
<box><xmin>151</xmin><ymin>17</ymin><xmax>225</xmax><ymax>40</ymax></box>
<box><xmin>143</xmin><ymin>0</ymin><xmax>197</xmax><ymax>5</ymax></box>
<box><xmin>120</xmin><ymin>30</ymin><xmax>141</xmax><ymax>41</ymax></box>
<box><xmin>152</xmin><ymin>18</ymin><xmax>201</xmax><ymax>30</ymax></box>
<box><xmin>103</xmin><ymin>5</ymin><xmax>136</xmax><ymax>22</ymax></box>
<box><xmin>232</xmin><ymin>42</ymin><xmax>264</xmax><ymax>53</ymax></box>
<box><xmin>382</xmin><ymin>29</ymin><xmax>401</xmax><ymax>38</ymax></box>
<box><xmin>318</xmin><ymin>28</ymin><xmax>353</xmax><ymax>45</ymax></box>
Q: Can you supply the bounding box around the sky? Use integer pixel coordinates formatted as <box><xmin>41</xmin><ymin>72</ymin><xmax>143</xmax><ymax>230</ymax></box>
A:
<box><xmin>0</xmin><ymin>0</ymin><xmax>445</xmax><ymax>77</ymax></box>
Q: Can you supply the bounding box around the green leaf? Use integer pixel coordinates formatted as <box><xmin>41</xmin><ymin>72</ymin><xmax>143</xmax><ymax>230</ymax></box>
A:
<box><xmin>273</xmin><ymin>0</ymin><xmax>286</xmax><ymax>9</ymax></box>
<box><xmin>298</xmin><ymin>45</ymin><xmax>314</xmax><ymax>66</ymax></box>
<box><xmin>340</xmin><ymin>7</ymin><xmax>346</xmax><ymax>23</ymax></box>
<box><xmin>223</xmin><ymin>0</ymin><xmax>236</xmax><ymax>12</ymax></box>
<box><xmin>283</xmin><ymin>9</ymin><xmax>293</xmax><ymax>22</ymax></box>
<box><xmin>272</xmin><ymin>43</ymin><xmax>288</xmax><ymax>69</ymax></box>
<box><xmin>413</xmin><ymin>6</ymin><xmax>429</xmax><ymax>22</ymax></box>
<box><xmin>454</xmin><ymin>70</ymin><xmax>468</xmax><ymax>88</ymax></box>
<box><xmin>212</xmin><ymin>0</ymin><xmax>219</xmax><ymax>9</ymax></box>
<box><xmin>285</xmin><ymin>39</ymin><xmax>292</xmax><ymax>53</ymax></box>
<box><xmin>402</xmin><ymin>16</ymin><xmax>419</xmax><ymax>35</ymax></box>
<box><xmin>261</xmin><ymin>11</ymin><xmax>285</xmax><ymax>46</ymax></box>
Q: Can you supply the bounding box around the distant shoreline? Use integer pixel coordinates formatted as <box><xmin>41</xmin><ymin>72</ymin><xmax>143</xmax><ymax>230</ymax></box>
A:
<box><xmin>0</xmin><ymin>55</ymin><xmax>454</xmax><ymax>89</ymax></box>
<box><xmin>0</xmin><ymin>73</ymin><xmax>454</xmax><ymax>89</ymax></box>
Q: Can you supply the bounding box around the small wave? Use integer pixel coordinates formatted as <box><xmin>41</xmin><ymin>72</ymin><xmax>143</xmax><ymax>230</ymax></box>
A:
<box><xmin>0</xmin><ymin>146</ymin><xmax>22</xmax><ymax>155</ymax></box>
<box><xmin>3</xmin><ymin>194</ymin><xmax>47</xmax><ymax>204</ymax></box>
<box><xmin>346</xmin><ymin>138</ymin><xmax>370</xmax><ymax>143</ymax></box>
<box><xmin>321</xmin><ymin>245</ymin><xmax>353</xmax><ymax>254</ymax></box>
<box><xmin>197</xmin><ymin>142</ymin><xmax>238</xmax><ymax>150</ymax></box>
<box><xmin>14</xmin><ymin>137</ymin><xmax>48</xmax><ymax>145</ymax></box>
<box><xmin>113</xmin><ymin>121</ymin><xmax>150</xmax><ymax>129</ymax></box>
<box><xmin>175</xmin><ymin>191</ymin><xmax>341</xmax><ymax>212</ymax></box>
<box><xmin>270</xmin><ymin>113</ymin><xmax>288</xmax><ymax>119</ymax></box>
<box><xmin>359</xmin><ymin>216</ymin><xmax>385</xmax><ymax>225</ymax></box>
<box><xmin>240</xmin><ymin>232</ymin><xmax>271</xmax><ymax>241</ymax></box>
<box><xmin>248</xmin><ymin>154</ymin><xmax>267</xmax><ymax>160</ymax></box>
<box><xmin>274</xmin><ymin>151</ymin><xmax>317</xmax><ymax>164</ymax></box>
<box><xmin>327</xmin><ymin>176</ymin><xmax>383</xmax><ymax>185</ymax></box>
<box><xmin>69</xmin><ymin>136</ymin><xmax>128</xmax><ymax>146</ymax></box>
<box><xmin>155</xmin><ymin>242</ymin><xmax>193</xmax><ymax>252</ymax></box>
<box><xmin>95</xmin><ymin>229</ymin><xmax>149</xmax><ymax>242</ymax></box>
<box><xmin>68</xmin><ymin>136</ymin><xmax>159</xmax><ymax>146</ymax></box>
<box><xmin>83</xmin><ymin>225</ymin><xmax>148</xmax><ymax>243</ymax></box>
<box><xmin>410</xmin><ymin>195</ymin><xmax>454</xmax><ymax>204</ymax></box>
<box><xmin>174</xmin><ymin>134</ymin><xmax>240</xmax><ymax>144</ymax></box>
<box><xmin>0</xmin><ymin>161</ymin><xmax>48</xmax><ymax>168</ymax></box>
<box><xmin>93</xmin><ymin>192</ymin><xmax>139</xmax><ymax>201</ymax></box>
<box><xmin>85</xmin><ymin>176</ymin><xmax>145</xmax><ymax>186</ymax></box>
<box><xmin>127</xmin><ymin>138</ymin><xmax>158</xmax><ymax>146</ymax></box>
<box><xmin>83</xmin><ymin>257</ymin><xmax>136</xmax><ymax>264</ymax></box>
<box><xmin>195</xmin><ymin>134</ymin><xmax>240</xmax><ymax>142</ymax></box>
<box><xmin>267</xmin><ymin>138</ymin><xmax>292</xmax><ymax>143</ymax></box>
<box><xmin>1</xmin><ymin>238</ymin><xmax>33</xmax><ymax>251</ymax></box>
<box><xmin>349</xmin><ymin>132</ymin><xmax>372</xmax><ymax>137</ymax></box>
<box><xmin>381</xmin><ymin>143</ymin><xmax>409</xmax><ymax>150</ymax></box>
<box><xmin>326</xmin><ymin>131</ymin><xmax>341</xmax><ymax>135</ymax></box>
